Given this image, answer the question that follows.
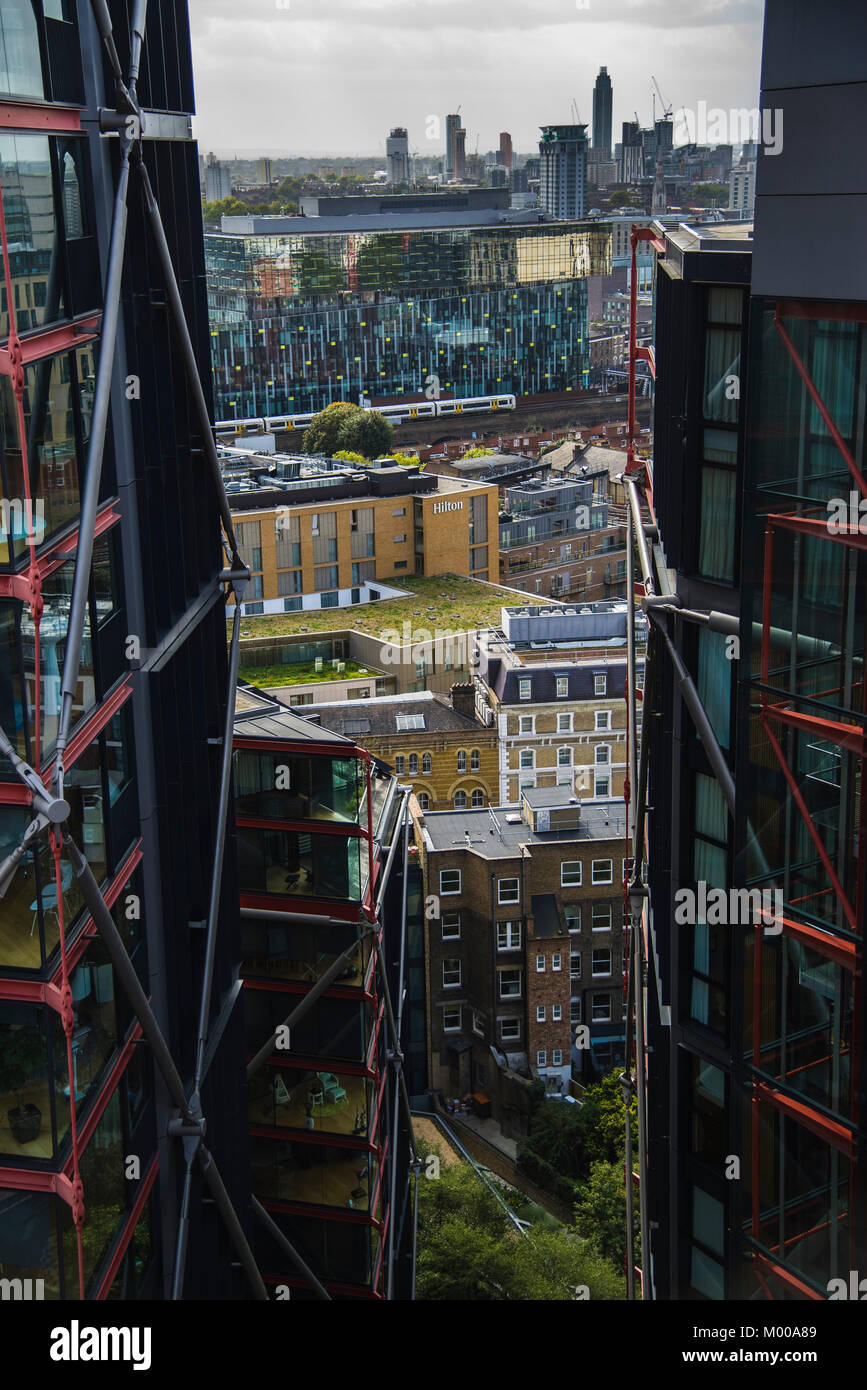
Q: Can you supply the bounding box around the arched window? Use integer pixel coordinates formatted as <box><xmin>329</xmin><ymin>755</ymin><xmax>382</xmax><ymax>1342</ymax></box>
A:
<box><xmin>519</xmin><ymin>748</ymin><xmax>535</xmax><ymax>769</ymax></box>
<box><xmin>408</xmin><ymin>753</ymin><xmax>419</xmax><ymax>775</ymax></box>
<box><xmin>418</xmin><ymin>792</ymin><xmax>430</xmax><ymax>811</ymax></box>
<box><xmin>454</xmin><ymin>790</ymin><xmax>468</xmax><ymax>809</ymax></box>
<box><xmin>471</xmin><ymin>789</ymin><xmax>485</xmax><ymax>807</ymax></box>
<box><xmin>557</xmin><ymin>746</ymin><xmax>572</xmax><ymax>767</ymax></box>
<box><xmin>422</xmin><ymin>753</ymin><xmax>432</xmax><ymax>774</ymax></box>
<box><xmin>457</xmin><ymin>750</ymin><xmax>467</xmax><ymax>772</ymax></box>
<box><xmin>595</xmin><ymin>744</ymin><xmax>610</xmax><ymax>765</ymax></box>
<box><xmin>470</xmin><ymin>749</ymin><xmax>481</xmax><ymax>771</ymax></box>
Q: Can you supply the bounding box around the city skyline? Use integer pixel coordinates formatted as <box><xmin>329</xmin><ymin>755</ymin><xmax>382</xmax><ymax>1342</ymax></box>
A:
<box><xmin>188</xmin><ymin>0</ymin><xmax>763</xmax><ymax>157</ymax></box>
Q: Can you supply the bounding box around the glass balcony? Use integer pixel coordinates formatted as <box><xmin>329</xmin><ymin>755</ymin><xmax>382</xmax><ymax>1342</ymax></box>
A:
<box><xmin>249</xmin><ymin>1066</ymin><xmax>373</xmax><ymax>1140</ymax></box>
<box><xmin>234</xmin><ymin>749</ymin><xmax>363</xmax><ymax>825</ymax></box>
<box><xmin>241</xmin><ymin>916</ymin><xmax>370</xmax><ymax>988</ymax></box>
<box><xmin>251</xmin><ymin>1134</ymin><xmax>379</xmax><ymax>1213</ymax></box>
<box><xmin>237</xmin><ymin>824</ymin><xmax>364</xmax><ymax>903</ymax></box>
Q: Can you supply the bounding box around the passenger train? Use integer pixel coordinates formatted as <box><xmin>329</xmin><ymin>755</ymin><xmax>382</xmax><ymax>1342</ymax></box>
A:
<box><xmin>214</xmin><ymin>393</ymin><xmax>517</xmax><ymax>440</ymax></box>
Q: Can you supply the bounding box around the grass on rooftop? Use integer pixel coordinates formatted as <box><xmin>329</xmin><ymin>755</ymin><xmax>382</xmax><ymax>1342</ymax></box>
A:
<box><xmin>237</xmin><ymin>574</ymin><xmax>521</xmax><ymax>642</ymax></box>
<box><xmin>238</xmin><ymin>658</ymin><xmax>375</xmax><ymax>688</ymax></box>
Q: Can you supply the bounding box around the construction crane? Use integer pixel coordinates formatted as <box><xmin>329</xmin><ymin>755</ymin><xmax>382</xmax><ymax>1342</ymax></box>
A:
<box><xmin>571</xmin><ymin>98</ymin><xmax>582</xmax><ymax>125</ymax></box>
<box><xmin>651</xmin><ymin>75</ymin><xmax>673</xmax><ymax>125</ymax></box>
<box><xmin>680</xmin><ymin>104</ymin><xmax>692</xmax><ymax>145</ymax></box>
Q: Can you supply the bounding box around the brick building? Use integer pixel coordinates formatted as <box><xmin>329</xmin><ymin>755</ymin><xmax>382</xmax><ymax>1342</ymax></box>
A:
<box><xmin>305</xmin><ymin>687</ymin><xmax>498</xmax><ymax>810</ymax></box>
<box><xmin>413</xmin><ymin>789</ymin><xmax>628</xmax><ymax>1130</ymax></box>
<box><xmin>477</xmin><ymin>603</ymin><xmax>646</xmax><ymax>805</ymax></box>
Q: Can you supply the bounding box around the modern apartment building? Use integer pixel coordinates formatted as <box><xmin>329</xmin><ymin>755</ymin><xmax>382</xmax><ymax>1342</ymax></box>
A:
<box><xmin>307</xmin><ymin>688</ymin><xmax>498</xmax><ymax>811</ymax></box>
<box><xmin>498</xmin><ymin>472</ymin><xmax>628</xmax><ymax>602</ymax></box>
<box><xmin>0</xmin><ymin>0</ymin><xmax>250</xmax><ymax>1300</ymax></box>
<box><xmin>205</xmin><ymin>215</ymin><xmax>610</xmax><ymax>417</ymax></box>
<box><xmin>639</xmin><ymin>0</ymin><xmax>867</xmax><ymax>1303</ymax></box>
<box><xmin>414</xmin><ymin>789</ymin><xmax>628</xmax><ymax>1121</ymax></box>
<box><xmin>224</xmin><ymin>455</ymin><xmax>499</xmax><ymax>615</ymax></box>
<box><xmin>477</xmin><ymin>604</ymin><xmax>644</xmax><ymax>806</ymax></box>
<box><xmin>234</xmin><ymin>686</ymin><xmax>414</xmax><ymax>1297</ymax></box>
<box><xmin>538</xmin><ymin>125</ymin><xmax>588</xmax><ymax>220</ymax></box>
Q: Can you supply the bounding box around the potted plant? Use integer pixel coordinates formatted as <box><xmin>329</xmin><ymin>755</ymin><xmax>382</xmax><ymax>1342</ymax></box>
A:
<box><xmin>0</xmin><ymin>1024</ymin><xmax>45</xmax><ymax>1145</ymax></box>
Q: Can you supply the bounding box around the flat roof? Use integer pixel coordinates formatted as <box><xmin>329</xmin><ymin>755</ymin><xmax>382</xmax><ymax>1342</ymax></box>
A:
<box><xmin>419</xmin><ymin>801</ymin><xmax>627</xmax><ymax>855</ymax></box>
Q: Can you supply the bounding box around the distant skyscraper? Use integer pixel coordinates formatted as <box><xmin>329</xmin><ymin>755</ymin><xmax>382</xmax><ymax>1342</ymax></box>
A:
<box><xmin>538</xmin><ymin>124</ymin><xmax>587</xmax><ymax>218</ymax></box>
<box><xmin>454</xmin><ymin>127</ymin><xmax>467</xmax><ymax>180</ymax></box>
<box><xmin>592</xmin><ymin>67</ymin><xmax>613</xmax><ymax>161</ymax></box>
<box><xmin>257</xmin><ymin>157</ymin><xmax>273</xmax><ymax>186</ymax></box>
<box><xmin>499</xmin><ymin>131</ymin><xmax>513</xmax><ymax>170</ymax></box>
<box><xmin>205</xmin><ymin>159</ymin><xmax>231</xmax><ymax>202</ymax></box>
<box><xmin>445</xmin><ymin>113</ymin><xmax>461</xmax><ymax>178</ymax></box>
<box><xmin>729</xmin><ymin>163</ymin><xmax>755</xmax><ymax>214</ymax></box>
<box><xmin>386</xmin><ymin>127</ymin><xmax>410</xmax><ymax>184</ymax></box>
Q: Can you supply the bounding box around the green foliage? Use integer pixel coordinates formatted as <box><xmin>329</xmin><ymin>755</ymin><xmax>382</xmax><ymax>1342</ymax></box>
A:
<box><xmin>460</xmin><ymin>446</ymin><xmax>494</xmax><ymax>459</ymax></box>
<box><xmin>607</xmin><ymin>191</ymin><xmax>641</xmax><ymax>208</ymax></box>
<box><xmin>518</xmin><ymin>1072</ymin><xmax>637</xmax><ymax>1195</ymax></box>
<box><xmin>302</xmin><ymin>403</ymin><xmax>394</xmax><ymax>460</ymax></box>
<box><xmin>389</xmin><ymin>451</ymin><xmax>422</xmax><ymax>469</ymax></box>
<box><xmin>688</xmin><ymin>182</ymin><xmax>729</xmax><ymax>207</ymax></box>
<box><xmin>573</xmin><ymin>1160</ymin><xmax>639</xmax><ymax>1268</ymax></box>
<box><xmin>332</xmin><ymin>450</ymin><xmax>369</xmax><ymax>464</ymax></box>
<box><xmin>302</xmin><ymin>401</ymin><xmax>362</xmax><ymax>456</ymax></box>
<box><xmin>201</xmin><ymin>195</ymin><xmax>298</xmax><ymax>223</ymax></box>
<box><xmin>414</xmin><ymin>1138</ymin><xmax>625</xmax><ymax>1300</ymax></box>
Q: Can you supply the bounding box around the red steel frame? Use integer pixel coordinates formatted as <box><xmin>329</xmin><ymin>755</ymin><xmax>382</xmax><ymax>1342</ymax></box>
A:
<box><xmin>749</xmin><ymin>300</ymin><xmax>866</xmax><ymax>1295</ymax></box>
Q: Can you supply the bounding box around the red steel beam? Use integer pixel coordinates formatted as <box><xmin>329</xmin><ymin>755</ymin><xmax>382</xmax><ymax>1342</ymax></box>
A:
<box><xmin>753</xmin><ymin>1079</ymin><xmax>856</xmax><ymax>1159</ymax></box>
<box><xmin>773</xmin><ymin>314</ymin><xmax>865</xmax><ymax>499</ymax></box>
<box><xmin>0</xmin><ymin>101</ymin><xmax>82</xmax><ymax>133</ymax></box>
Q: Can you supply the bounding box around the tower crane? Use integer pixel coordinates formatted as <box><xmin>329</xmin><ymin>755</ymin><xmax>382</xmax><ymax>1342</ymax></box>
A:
<box><xmin>651</xmin><ymin>76</ymin><xmax>673</xmax><ymax>124</ymax></box>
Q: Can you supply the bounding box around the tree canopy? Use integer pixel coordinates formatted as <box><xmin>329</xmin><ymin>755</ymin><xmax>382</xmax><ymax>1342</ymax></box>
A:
<box><xmin>302</xmin><ymin>402</ymin><xmax>394</xmax><ymax>460</ymax></box>
<box><xmin>414</xmin><ymin>1139</ymin><xmax>625</xmax><ymax>1300</ymax></box>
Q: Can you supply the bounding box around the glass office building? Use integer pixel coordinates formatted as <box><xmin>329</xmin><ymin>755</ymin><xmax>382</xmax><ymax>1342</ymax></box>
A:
<box><xmin>0</xmin><ymin>0</ymin><xmax>246</xmax><ymax>1299</ymax></box>
<box><xmin>206</xmin><ymin>221</ymin><xmax>610</xmax><ymax>417</ymax></box>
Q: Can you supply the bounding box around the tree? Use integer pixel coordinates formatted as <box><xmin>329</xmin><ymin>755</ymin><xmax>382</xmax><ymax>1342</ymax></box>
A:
<box><xmin>337</xmin><ymin>409</ymin><xmax>394</xmax><ymax>460</ymax></box>
<box><xmin>460</xmin><ymin>446</ymin><xmax>494</xmax><ymax>460</ymax></box>
<box><xmin>607</xmin><ymin>191</ymin><xmax>641</xmax><ymax>209</ymax></box>
<box><xmin>332</xmin><ymin>449</ymin><xmax>369</xmax><ymax>464</ymax></box>
<box><xmin>688</xmin><ymin>182</ymin><xmax>729</xmax><ymax>208</ymax></box>
<box><xmin>573</xmin><ymin>1159</ymin><xmax>639</xmax><ymax>1268</ymax></box>
<box><xmin>302</xmin><ymin>401</ymin><xmax>361</xmax><ymax>456</ymax></box>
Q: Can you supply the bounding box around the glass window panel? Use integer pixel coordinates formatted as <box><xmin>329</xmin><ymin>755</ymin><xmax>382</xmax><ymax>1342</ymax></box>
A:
<box><xmin>0</xmin><ymin>1189</ymin><xmax>60</xmax><ymax>1299</ymax></box>
<box><xmin>0</xmin><ymin>3</ymin><xmax>44</xmax><ymax>100</ymax></box>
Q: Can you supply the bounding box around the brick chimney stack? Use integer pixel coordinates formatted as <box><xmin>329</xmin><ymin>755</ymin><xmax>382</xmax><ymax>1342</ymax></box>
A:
<box><xmin>450</xmin><ymin>682</ymin><xmax>476</xmax><ymax>723</ymax></box>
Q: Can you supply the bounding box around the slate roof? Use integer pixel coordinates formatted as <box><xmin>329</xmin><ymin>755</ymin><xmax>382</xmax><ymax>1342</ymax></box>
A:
<box><xmin>306</xmin><ymin>691</ymin><xmax>483</xmax><ymax>739</ymax></box>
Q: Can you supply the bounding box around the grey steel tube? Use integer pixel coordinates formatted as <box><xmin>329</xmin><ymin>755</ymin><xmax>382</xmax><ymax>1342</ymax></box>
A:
<box><xmin>58</xmin><ymin>145</ymin><xmax>132</xmax><ymax>760</ymax></box>
<box><xmin>66</xmin><ymin>833</ymin><xmax>191</xmax><ymax>1120</ymax></box>
<box><xmin>197</xmin><ymin>1144</ymin><xmax>268</xmax><ymax>1300</ymax></box>
<box><xmin>251</xmin><ymin>1197</ymin><xmax>331</xmax><ymax>1300</ymax></box>
<box><xmin>194</xmin><ymin>592</ymin><xmax>245</xmax><ymax>1096</ymax></box>
<box><xmin>387</xmin><ymin>791</ymin><xmax>412</xmax><ymax>1299</ymax></box>
<box><xmin>245</xmin><ymin>927</ymin><xmax>376</xmax><ymax>1082</ymax></box>
<box><xmin>649</xmin><ymin>615</ymin><xmax>736</xmax><ymax>816</ymax></box>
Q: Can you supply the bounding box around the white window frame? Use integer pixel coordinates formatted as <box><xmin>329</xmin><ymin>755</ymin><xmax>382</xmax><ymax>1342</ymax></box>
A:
<box><xmin>594</xmin><ymin>673</ymin><xmax>607</xmax><ymax>696</ymax></box>
<box><xmin>552</xmin><ymin>1004</ymin><xmax>562</xmax><ymax>1021</ymax></box>
<box><xmin>394</xmin><ymin>755</ymin><xmax>405</xmax><ymax>775</ymax></box>
<box><xmin>570</xmin><ymin>950</ymin><xmax>582</xmax><ymax>979</ymax></box>
<box><xmin>536</xmin><ymin>1005</ymin><xmax>546</xmax><ymax>1022</ymax></box>
<box><xmin>500</xmin><ymin>1017</ymin><xmax>521</xmax><ymax>1041</ymax></box>
<box><xmin>519</xmin><ymin>713</ymin><xmax>535</xmax><ymax>734</ymax></box>
<box><xmin>470</xmin><ymin>749</ymin><xmax>481</xmax><ymax>772</ymax></box>
<box><xmin>566</xmin><ymin>909</ymin><xmax>581</xmax><ymax>932</ymax></box>
<box><xmin>498</xmin><ymin>877</ymin><xmax>520</xmax><ymax>905</ymax></box>
<box><xmin>595</xmin><ymin>710</ymin><xmax>611</xmax><ymax>732</ymax></box>
<box><xmin>519</xmin><ymin>678</ymin><xmax>532</xmax><ymax>701</ymax></box>
<box><xmin>592</xmin><ymin>994</ymin><xmax>612</xmax><ymax>1022</ymax></box>
<box><xmin>440</xmin><ymin>868</ymin><xmax>462</xmax><ymax>896</ymax></box>
<box><xmin>456</xmin><ymin>749</ymin><xmax>467</xmax><ymax>772</ymax></box>
<box><xmin>454</xmin><ymin>790</ymin><xmax>468</xmax><ymax>809</ymax></box>
<box><xmin>571</xmin><ymin>998</ymin><xmax>582</xmax><ymax>1023</ymax></box>
<box><xmin>557</xmin><ymin>746</ymin><xmax>573</xmax><ymax>767</ymax></box>
<box><xmin>497</xmin><ymin>920</ymin><xmax>521</xmax><ymax>951</ymax></box>
<box><xmin>561</xmin><ymin>861</ymin><xmax>582</xmax><ymax>887</ymax></box>
<box><xmin>472</xmin><ymin>1011</ymin><xmax>485</xmax><ymax>1037</ymax></box>
<box><xmin>536</xmin><ymin>1050</ymin><xmax>547</xmax><ymax>1067</ymax></box>
<box><xmin>594</xmin><ymin>773</ymin><xmax>610</xmax><ymax>798</ymax></box>
<box><xmin>536</xmin><ymin>953</ymin><xmax>545</xmax><ymax>972</ymax></box>
<box><xmin>443</xmin><ymin>958</ymin><xmax>462</xmax><ymax>988</ymax></box>
<box><xmin>422</xmin><ymin>753</ymin><xmax>432</xmax><ymax>774</ymax></box>
<box><xmin>592</xmin><ymin>948</ymin><xmax>612</xmax><ymax>977</ymax></box>
<box><xmin>552</xmin><ymin>953</ymin><xmax>562</xmax><ymax>971</ymax></box>
<box><xmin>519</xmin><ymin>748</ymin><xmax>535</xmax><ymax>770</ymax></box>
<box><xmin>499</xmin><ymin>969</ymin><xmax>523</xmax><ymax>999</ymax></box>
<box><xmin>592</xmin><ymin>858</ymin><xmax>614</xmax><ymax>885</ymax></box>
<box><xmin>442</xmin><ymin>1004</ymin><xmax>461</xmax><ymax>1032</ymax></box>
<box><xmin>556</xmin><ymin>676</ymin><xmax>569</xmax><ymax>698</ymax></box>
<box><xmin>552</xmin><ymin>1048</ymin><xmax>563</xmax><ymax>1066</ymax></box>
<box><xmin>557</xmin><ymin>712</ymin><xmax>573</xmax><ymax>733</ymax></box>
<box><xmin>595</xmin><ymin>743</ymin><xmax>610</xmax><ymax>765</ymax></box>
<box><xmin>592</xmin><ymin>904</ymin><xmax>612</xmax><ymax>932</ymax></box>
<box><xmin>442</xmin><ymin>912</ymin><xmax>461</xmax><ymax>940</ymax></box>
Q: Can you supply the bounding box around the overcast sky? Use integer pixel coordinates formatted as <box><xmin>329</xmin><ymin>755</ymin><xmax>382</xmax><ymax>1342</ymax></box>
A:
<box><xmin>188</xmin><ymin>0</ymin><xmax>765</xmax><ymax>159</ymax></box>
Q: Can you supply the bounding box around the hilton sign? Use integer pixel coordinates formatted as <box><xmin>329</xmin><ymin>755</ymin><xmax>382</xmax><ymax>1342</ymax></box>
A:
<box><xmin>432</xmin><ymin>500</ymin><xmax>464</xmax><ymax>514</ymax></box>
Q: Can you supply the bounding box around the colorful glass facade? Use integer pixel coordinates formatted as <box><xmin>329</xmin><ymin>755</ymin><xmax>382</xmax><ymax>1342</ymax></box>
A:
<box><xmin>205</xmin><ymin>222</ymin><xmax>610</xmax><ymax>417</ymax></box>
